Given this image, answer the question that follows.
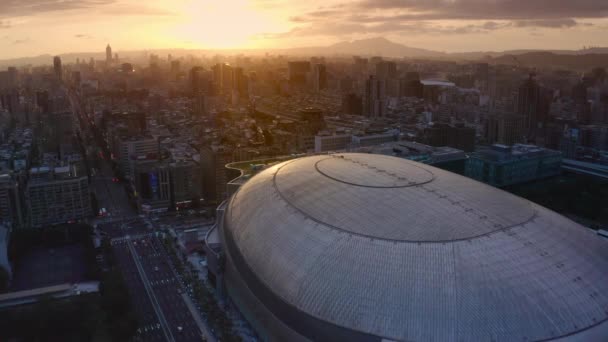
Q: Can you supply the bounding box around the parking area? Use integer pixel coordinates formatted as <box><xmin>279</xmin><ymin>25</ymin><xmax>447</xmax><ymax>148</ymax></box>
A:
<box><xmin>11</xmin><ymin>245</ymin><xmax>87</xmax><ymax>291</ymax></box>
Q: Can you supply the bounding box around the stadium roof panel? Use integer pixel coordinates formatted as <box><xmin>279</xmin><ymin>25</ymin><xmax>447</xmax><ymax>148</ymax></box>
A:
<box><xmin>225</xmin><ymin>153</ymin><xmax>608</xmax><ymax>341</ymax></box>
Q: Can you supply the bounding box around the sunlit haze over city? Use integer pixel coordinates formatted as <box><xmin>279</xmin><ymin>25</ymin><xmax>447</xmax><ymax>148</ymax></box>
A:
<box><xmin>1</xmin><ymin>0</ymin><xmax>608</xmax><ymax>58</ymax></box>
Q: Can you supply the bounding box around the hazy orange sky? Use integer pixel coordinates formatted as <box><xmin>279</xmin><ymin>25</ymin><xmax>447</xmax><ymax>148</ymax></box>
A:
<box><xmin>1</xmin><ymin>0</ymin><xmax>608</xmax><ymax>59</ymax></box>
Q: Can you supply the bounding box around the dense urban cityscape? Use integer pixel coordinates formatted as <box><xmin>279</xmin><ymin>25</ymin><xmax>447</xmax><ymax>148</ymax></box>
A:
<box><xmin>1</xmin><ymin>1</ymin><xmax>608</xmax><ymax>341</ymax></box>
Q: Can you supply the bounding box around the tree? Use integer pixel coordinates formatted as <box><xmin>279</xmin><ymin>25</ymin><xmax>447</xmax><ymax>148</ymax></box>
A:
<box><xmin>0</xmin><ymin>266</ymin><xmax>9</xmax><ymax>293</ymax></box>
<box><xmin>91</xmin><ymin>193</ymin><xmax>99</xmax><ymax>216</ymax></box>
<box><xmin>99</xmin><ymin>270</ymin><xmax>138</xmax><ymax>340</ymax></box>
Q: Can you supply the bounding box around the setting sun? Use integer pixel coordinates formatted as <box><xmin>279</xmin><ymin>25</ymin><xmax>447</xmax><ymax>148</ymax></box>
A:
<box><xmin>168</xmin><ymin>0</ymin><xmax>288</xmax><ymax>49</ymax></box>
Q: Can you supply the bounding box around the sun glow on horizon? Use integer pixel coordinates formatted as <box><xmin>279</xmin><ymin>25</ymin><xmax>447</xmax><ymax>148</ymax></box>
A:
<box><xmin>1</xmin><ymin>0</ymin><xmax>607</xmax><ymax>59</ymax></box>
<box><xmin>165</xmin><ymin>0</ymin><xmax>288</xmax><ymax>50</ymax></box>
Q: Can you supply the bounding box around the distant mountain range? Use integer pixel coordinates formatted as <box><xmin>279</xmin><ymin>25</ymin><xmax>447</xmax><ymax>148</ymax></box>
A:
<box><xmin>488</xmin><ymin>52</ymin><xmax>608</xmax><ymax>69</ymax></box>
<box><xmin>276</xmin><ymin>37</ymin><xmax>445</xmax><ymax>58</ymax></box>
<box><xmin>280</xmin><ymin>37</ymin><xmax>608</xmax><ymax>62</ymax></box>
<box><xmin>1</xmin><ymin>37</ymin><xmax>607</xmax><ymax>69</ymax></box>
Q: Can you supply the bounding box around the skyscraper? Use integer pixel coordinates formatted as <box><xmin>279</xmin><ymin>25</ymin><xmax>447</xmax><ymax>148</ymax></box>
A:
<box><xmin>474</xmin><ymin>63</ymin><xmax>489</xmax><ymax>92</ymax></box>
<box><xmin>200</xmin><ymin>145</ymin><xmax>233</xmax><ymax>203</ymax></box>
<box><xmin>171</xmin><ymin>60</ymin><xmax>181</xmax><ymax>74</ymax></box>
<box><xmin>312</xmin><ymin>64</ymin><xmax>327</xmax><ymax>93</ymax></box>
<box><xmin>221</xmin><ymin>63</ymin><xmax>233</xmax><ymax>94</ymax></box>
<box><xmin>210</xmin><ymin>63</ymin><xmax>233</xmax><ymax>94</ymax></box>
<box><xmin>364</xmin><ymin>75</ymin><xmax>386</xmax><ymax>118</ymax></box>
<box><xmin>0</xmin><ymin>173</ymin><xmax>23</xmax><ymax>229</ymax></box>
<box><xmin>211</xmin><ymin>64</ymin><xmax>222</xmax><ymax>93</ymax></box>
<box><xmin>288</xmin><ymin>61</ymin><xmax>311</xmax><ymax>87</ymax></box>
<box><xmin>53</xmin><ymin>56</ymin><xmax>62</xmax><ymax>81</ymax></box>
<box><xmin>400</xmin><ymin>72</ymin><xmax>423</xmax><ymax>98</ymax></box>
<box><xmin>517</xmin><ymin>74</ymin><xmax>550</xmax><ymax>139</ymax></box>
<box><xmin>352</xmin><ymin>56</ymin><xmax>368</xmax><ymax>75</ymax></box>
<box><xmin>342</xmin><ymin>93</ymin><xmax>363</xmax><ymax>116</ymax></box>
<box><xmin>36</xmin><ymin>91</ymin><xmax>50</xmax><ymax>113</ymax></box>
<box><xmin>232</xmin><ymin>67</ymin><xmax>249</xmax><ymax>99</ymax></box>
<box><xmin>7</xmin><ymin>67</ymin><xmax>18</xmax><ymax>88</ymax></box>
<box><xmin>376</xmin><ymin>61</ymin><xmax>397</xmax><ymax>80</ymax></box>
<box><xmin>106</xmin><ymin>44</ymin><xmax>112</xmax><ymax>64</ymax></box>
<box><xmin>485</xmin><ymin>113</ymin><xmax>525</xmax><ymax>146</ymax></box>
<box><xmin>190</xmin><ymin>66</ymin><xmax>205</xmax><ymax>94</ymax></box>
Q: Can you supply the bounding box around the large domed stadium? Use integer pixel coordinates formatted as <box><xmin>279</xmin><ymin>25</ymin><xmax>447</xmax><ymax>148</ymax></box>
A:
<box><xmin>214</xmin><ymin>153</ymin><xmax>608</xmax><ymax>341</ymax></box>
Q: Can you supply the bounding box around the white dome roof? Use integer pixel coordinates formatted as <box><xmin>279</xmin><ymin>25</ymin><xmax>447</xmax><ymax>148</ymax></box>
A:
<box><xmin>224</xmin><ymin>153</ymin><xmax>608</xmax><ymax>341</ymax></box>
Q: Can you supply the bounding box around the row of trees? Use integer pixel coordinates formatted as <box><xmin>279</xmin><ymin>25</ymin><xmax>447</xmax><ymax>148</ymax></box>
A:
<box><xmin>98</xmin><ymin>269</ymin><xmax>139</xmax><ymax>340</ymax></box>
<box><xmin>0</xmin><ymin>266</ymin><xmax>9</xmax><ymax>293</ymax></box>
<box><xmin>163</xmin><ymin>237</ymin><xmax>242</xmax><ymax>342</ymax></box>
<box><xmin>0</xmin><ymin>293</ymin><xmax>106</xmax><ymax>341</ymax></box>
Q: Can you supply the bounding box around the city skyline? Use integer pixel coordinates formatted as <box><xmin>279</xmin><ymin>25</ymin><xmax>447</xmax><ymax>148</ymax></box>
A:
<box><xmin>0</xmin><ymin>0</ymin><xmax>608</xmax><ymax>59</ymax></box>
<box><xmin>1</xmin><ymin>2</ymin><xmax>608</xmax><ymax>341</ymax></box>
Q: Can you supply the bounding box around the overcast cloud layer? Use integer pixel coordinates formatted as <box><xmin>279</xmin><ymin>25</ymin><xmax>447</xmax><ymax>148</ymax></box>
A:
<box><xmin>284</xmin><ymin>0</ymin><xmax>608</xmax><ymax>38</ymax></box>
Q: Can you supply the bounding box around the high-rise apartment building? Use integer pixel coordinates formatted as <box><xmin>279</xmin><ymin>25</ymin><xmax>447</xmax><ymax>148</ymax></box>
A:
<box><xmin>26</xmin><ymin>166</ymin><xmax>91</xmax><ymax>228</ymax></box>
<box><xmin>7</xmin><ymin>67</ymin><xmax>18</xmax><ymax>88</ymax></box>
<box><xmin>400</xmin><ymin>72</ymin><xmax>424</xmax><ymax>98</ymax></box>
<box><xmin>312</xmin><ymin>64</ymin><xmax>327</xmax><ymax>93</ymax></box>
<box><xmin>106</xmin><ymin>44</ymin><xmax>112</xmax><ymax>64</ymax></box>
<box><xmin>485</xmin><ymin>113</ymin><xmax>525</xmax><ymax>146</ymax></box>
<box><xmin>117</xmin><ymin>136</ymin><xmax>158</xmax><ymax>180</ymax></box>
<box><xmin>342</xmin><ymin>93</ymin><xmax>363</xmax><ymax>116</ymax></box>
<box><xmin>53</xmin><ymin>56</ymin><xmax>62</xmax><ymax>81</ymax></box>
<box><xmin>0</xmin><ymin>173</ymin><xmax>23</xmax><ymax>229</ymax></box>
<box><xmin>288</xmin><ymin>61</ymin><xmax>311</xmax><ymax>87</ymax></box>
<box><xmin>221</xmin><ymin>63</ymin><xmax>233</xmax><ymax>94</ymax></box>
<box><xmin>363</xmin><ymin>76</ymin><xmax>387</xmax><ymax>118</ymax></box>
<box><xmin>517</xmin><ymin>74</ymin><xmax>550</xmax><ymax>138</ymax></box>
<box><xmin>200</xmin><ymin>145</ymin><xmax>233</xmax><ymax>203</ymax></box>
<box><xmin>376</xmin><ymin>61</ymin><xmax>397</xmax><ymax>80</ymax></box>
<box><xmin>232</xmin><ymin>67</ymin><xmax>249</xmax><ymax>99</ymax></box>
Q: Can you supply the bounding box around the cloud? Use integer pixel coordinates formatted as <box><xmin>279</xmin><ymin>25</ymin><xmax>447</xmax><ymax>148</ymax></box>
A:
<box><xmin>290</xmin><ymin>1</ymin><xmax>608</xmax><ymax>22</ymax></box>
<box><xmin>75</xmin><ymin>34</ymin><xmax>93</xmax><ymax>39</ymax></box>
<box><xmin>512</xmin><ymin>19</ymin><xmax>585</xmax><ymax>28</ymax></box>
<box><xmin>0</xmin><ymin>21</ymin><xmax>10</xmax><ymax>29</ymax></box>
<box><xmin>278</xmin><ymin>0</ymin><xmax>605</xmax><ymax>38</ymax></box>
<box><xmin>13</xmin><ymin>38</ymin><xmax>30</xmax><ymax>45</ymax></box>
<box><xmin>101</xmin><ymin>5</ymin><xmax>176</xmax><ymax>16</ymax></box>
<box><xmin>0</xmin><ymin>0</ymin><xmax>174</xmax><ymax>18</ymax></box>
<box><xmin>354</xmin><ymin>0</ymin><xmax>608</xmax><ymax>20</ymax></box>
<box><xmin>262</xmin><ymin>20</ymin><xmax>515</xmax><ymax>40</ymax></box>
<box><xmin>0</xmin><ymin>0</ymin><xmax>113</xmax><ymax>16</ymax></box>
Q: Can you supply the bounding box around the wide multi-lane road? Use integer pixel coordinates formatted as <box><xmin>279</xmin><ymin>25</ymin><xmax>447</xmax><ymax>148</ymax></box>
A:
<box><xmin>91</xmin><ymin>161</ymin><xmax>135</xmax><ymax>220</ymax></box>
<box><xmin>68</xmin><ymin>85</ymin><xmax>213</xmax><ymax>342</ymax></box>
<box><xmin>112</xmin><ymin>233</ymin><xmax>206</xmax><ymax>342</ymax></box>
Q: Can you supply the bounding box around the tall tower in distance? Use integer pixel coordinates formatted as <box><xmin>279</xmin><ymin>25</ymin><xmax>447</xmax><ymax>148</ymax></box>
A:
<box><xmin>106</xmin><ymin>44</ymin><xmax>112</xmax><ymax>64</ymax></box>
<box><xmin>53</xmin><ymin>56</ymin><xmax>62</xmax><ymax>81</ymax></box>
